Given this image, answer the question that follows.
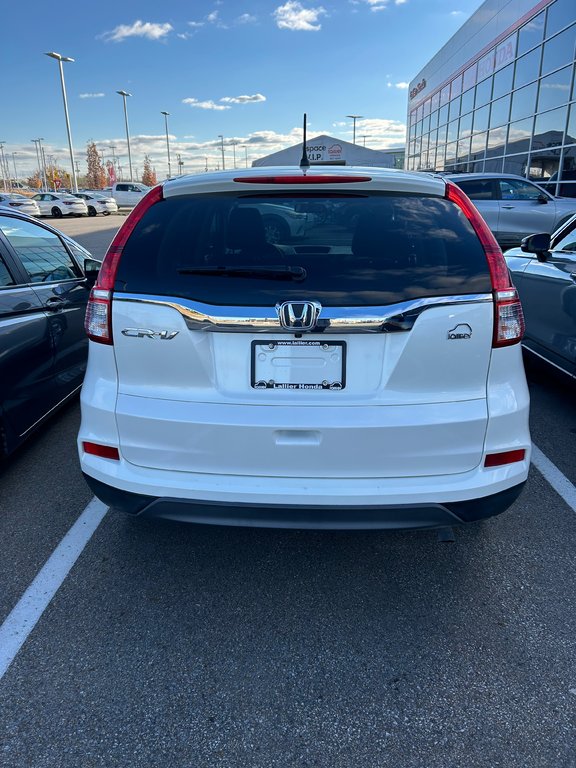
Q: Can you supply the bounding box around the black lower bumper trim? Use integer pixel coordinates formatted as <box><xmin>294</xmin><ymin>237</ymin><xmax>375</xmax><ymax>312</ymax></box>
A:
<box><xmin>83</xmin><ymin>473</ymin><xmax>526</xmax><ymax>530</ymax></box>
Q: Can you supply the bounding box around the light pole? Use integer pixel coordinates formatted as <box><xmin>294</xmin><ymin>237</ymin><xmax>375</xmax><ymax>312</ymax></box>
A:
<box><xmin>0</xmin><ymin>143</ymin><xmax>8</xmax><ymax>191</ymax></box>
<box><xmin>117</xmin><ymin>90</ymin><xmax>133</xmax><ymax>181</ymax></box>
<box><xmin>243</xmin><ymin>145</ymin><xmax>248</xmax><ymax>168</ymax></box>
<box><xmin>230</xmin><ymin>140</ymin><xmax>238</xmax><ymax>169</ymax></box>
<box><xmin>31</xmin><ymin>139</ymin><xmax>41</xmax><ymax>190</ymax></box>
<box><xmin>45</xmin><ymin>52</ymin><xmax>78</xmax><ymax>192</ymax></box>
<box><xmin>177</xmin><ymin>154</ymin><xmax>184</xmax><ymax>175</ymax></box>
<box><xmin>160</xmin><ymin>111</ymin><xmax>172</xmax><ymax>178</ymax></box>
<box><xmin>346</xmin><ymin>114</ymin><xmax>364</xmax><ymax>145</ymax></box>
<box><xmin>218</xmin><ymin>135</ymin><xmax>225</xmax><ymax>170</ymax></box>
<box><xmin>12</xmin><ymin>153</ymin><xmax>19</xmax><ymax>186</ymax></box>
<box><xmin>32</xmin><ymin>138</ymin><xmax>48</xmax><ymax>191</ymax></box>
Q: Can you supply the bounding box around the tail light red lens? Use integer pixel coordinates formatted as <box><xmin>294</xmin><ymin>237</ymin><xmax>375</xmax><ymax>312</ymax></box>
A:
<box><xmin>82</xmin><ymin>441</ymin><xmax>120</xmax><ymax>460</ymax></box>
<box><xmin>85</xmin><ymin>185</ymin><xmax>163</xmax><ymax>344</ymax></box>
<box><xmin>484</xmin><ymin>449</ymin><xmax>526</xmax><ymax>467</ymax></box>
<box><xmin>445</xmin><ymin>181</ymin><xmax>524</xmax><ymax>348</ymax></box>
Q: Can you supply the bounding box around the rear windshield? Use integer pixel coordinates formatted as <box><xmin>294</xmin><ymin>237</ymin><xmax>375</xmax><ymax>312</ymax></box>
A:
<box><xmin>115</xmin><ymin>193</ymin><xmax>491</xmax><ymax>306</ymax></box>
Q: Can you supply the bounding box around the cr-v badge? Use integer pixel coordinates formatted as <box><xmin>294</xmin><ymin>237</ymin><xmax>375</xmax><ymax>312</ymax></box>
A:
<box><xmin>121</xmin><ymin>328</ymin><xmax>179</xmax><ymax>340</ymax></box>
<box><xmin>447</xmin><ymin>323</ymin><xmax>472</xmax><ymax>340</ymax></box>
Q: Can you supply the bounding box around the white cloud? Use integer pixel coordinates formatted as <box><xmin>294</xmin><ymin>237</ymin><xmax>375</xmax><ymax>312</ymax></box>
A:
<box><xmin>363</xmin><ymin>0</ymin><xmax>388</xmax><ymax>10</ymax></box>
<box><xmin>188</xmin><ymin>21</ymin><xmax>205</xmax><ymax>28</ymax></box>
<box><xmin>236</xmin><ymin>13</ymin><xmax>257</xmax><ymax>24</ymax></box>
<box><xmin>273</xmin><ymin>2</ymin><xmax>326</xmax><ymax>31</ymax></box>
<box><xmin>206</xmin><ymin>10</ymin><xmax>219</xmax><ymax>23</ymax></box>
<box><xmin>79</xmin><ymin>92</ymin><xmax>105</xmax><ymax>99</ymax></box>
<box><xmin>394</xmin><ymin>81</ymin><xmax>409</xmax><ymax>89</ymax></box>
<box><xmin>220</xmin><ymin>93</ymin><xmax>266</xmax><ymax>104</ymax></box>
<box><xmin>395</xmin><ymin>0</ymin><xmax>407</xmax><ymax>4</ymax></box>
<box><xmin>101</xmin><ymin>20</ymin><xmax>173</xmax><ymax>43</ymax></box>
<box><xmin>336</xmin><ymin>117</ymin><xmax>406</xmax><ymax>148</ymax></box>
<box><xmin>182</xmin><ymin>98</ymin><xmax>231</xmax><ymax>111</ymax></box>
<box><xmin>332</xmin><ymin>121</ymin><xmax>347</xmax><ymax>127</ymax></box>
<box><xmin>450</xmin><ymin>10</ymin><xmax>465</xmax><ymax>16</ymax></box>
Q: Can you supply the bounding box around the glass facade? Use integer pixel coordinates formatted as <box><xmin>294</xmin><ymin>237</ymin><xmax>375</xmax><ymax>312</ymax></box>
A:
<box><xmin>407</xmin><ymin>0</ymin><xmax>576</xmax><ymax>197</ymax></box>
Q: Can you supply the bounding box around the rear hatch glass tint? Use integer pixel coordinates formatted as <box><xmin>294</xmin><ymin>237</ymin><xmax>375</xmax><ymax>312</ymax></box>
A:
<box><xmin>115</xmin><ymin>193</ymin><xmax>491</xmax><ymax>306</ymax></box>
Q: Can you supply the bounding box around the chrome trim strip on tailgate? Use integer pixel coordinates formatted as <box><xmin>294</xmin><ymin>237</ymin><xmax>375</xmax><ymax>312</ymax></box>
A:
<box><xmin>114</xmin><ymin>293</ymin><xmax>493</xmax><ymax>333</ymax></box>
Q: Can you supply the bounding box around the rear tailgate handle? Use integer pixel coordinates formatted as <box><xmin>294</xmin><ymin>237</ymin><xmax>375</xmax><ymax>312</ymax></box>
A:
<box><xmin>45</xmin><ymin>297</ymin><xmax>65</xmax><ymax>311</ymax></box>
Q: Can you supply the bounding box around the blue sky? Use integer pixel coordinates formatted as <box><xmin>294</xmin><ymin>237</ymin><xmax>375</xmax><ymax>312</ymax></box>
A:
<box><xmin>2</xmin><ymin>0</ymin><xmax>482</xmax><ymax>180</ymax></box>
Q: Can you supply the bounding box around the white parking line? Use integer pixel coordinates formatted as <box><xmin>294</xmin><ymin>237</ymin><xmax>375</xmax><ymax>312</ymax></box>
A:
<box><xmin>1</xmin><ymin>443</ymin><xmax>576</xmax><ymax>681</ymax></box>
<box><xmin>531</xmin><ymin>444</ymin><xmax>576</xmax><ymax>513</ymax></box>
<box><xmin>0</xmin><ymin>497</ymin><xmax>108</xmax><ymax>681</ymax></box>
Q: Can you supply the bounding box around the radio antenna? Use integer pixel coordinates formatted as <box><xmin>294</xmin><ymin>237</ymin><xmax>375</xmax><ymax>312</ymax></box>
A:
<box><xmin>299</xmin><ymin>113</ymin><xmax>310</xmax><ymax>172</ymax></box>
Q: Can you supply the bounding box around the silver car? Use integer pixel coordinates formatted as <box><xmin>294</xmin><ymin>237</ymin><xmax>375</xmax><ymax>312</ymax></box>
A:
<box><xmin>446</xmin><ymin>173</ymin><xmax>576</xmax><ymax>249</ymax></box>
<box><xmin>505</xmin><ymin>214</ymin><xmax>576</xmax><ymax>379</ymax></box>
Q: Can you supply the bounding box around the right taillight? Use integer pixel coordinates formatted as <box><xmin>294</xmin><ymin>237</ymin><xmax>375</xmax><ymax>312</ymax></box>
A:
<box><xmin>445</xmin><ymin>181</ymin><xmax>525</xmax><ymax>348</ymax></box>
<box><xmin>85</xmin><ymin>184</ymin><xmax>163</xmax><ymax>344</ymax></box>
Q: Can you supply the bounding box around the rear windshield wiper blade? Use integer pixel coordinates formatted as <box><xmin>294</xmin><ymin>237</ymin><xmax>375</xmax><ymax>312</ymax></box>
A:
<box><xmin>177</xmin><ymin>265</ymin><xmax>307</xmax><ymax>281</ymax></box>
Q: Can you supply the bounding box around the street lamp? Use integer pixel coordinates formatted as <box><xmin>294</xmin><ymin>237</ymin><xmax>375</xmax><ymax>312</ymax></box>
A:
<box><xmin>45</xmin><ymin>52</ymin><xmax>78</xmax><ymax>193</ymax></box>
<box><xmin>12</xmin><ymin>153</ymin><xmax>19</xmax><ymax>186</ymax></box>
<box><xmin>31</xmin><ymin>138</ymin><xmax>48</xmax><ymax>191</ymax></box>
<box><xmin>117</xmin><ymin>90</ymin><xmax>133</xmax><ymax>181</ymax></box>
<box><xmin>346</xmin><ymin>114</ymin><xmax>364</xmax><ymax>145</ymax></box>
<box><xmin>218</xmin><ymin>134</ymin><xmax>225</xmax><ymax>170</ymax></box>
<box><xmin>243</xmin><ymin>146</ymin><xmax>249</xmax><ymax>168</ymax></box>
<box><xmin>160</xmin><ymin>111</ymin><xmax>172</xmax><ymax>178</ymax></box>
<box><xmin>0</xmin><ymin>143</ymin><xmax>8</xmax><ymax>191</ymax></box>
<box><xmin>230</xmin><ymin>140</ymin><xmax>238</xmax><ymax>169</ymax></box>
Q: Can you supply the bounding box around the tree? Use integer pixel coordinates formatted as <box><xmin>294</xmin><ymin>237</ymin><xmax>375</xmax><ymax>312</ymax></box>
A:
<box><xmin>86</xmin><ymin>141</ymin><xmax>106</xmax><ymax>189</ymax></box>
<box><xmin>27</xmin><ymin>171</ymin><xmax>42</xmax><ymax>189</ymax></box>
<box><xmin>141</xmin><ymin>155</ymin><xmax>157</xmax><ymax>186</ymax></box>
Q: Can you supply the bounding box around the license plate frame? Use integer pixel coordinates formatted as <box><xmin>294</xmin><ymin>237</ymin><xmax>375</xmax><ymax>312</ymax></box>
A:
<box><xmin>251</xmin><ymin>339</ymin><xmax>346</xmax><ymax>391</ymax></box>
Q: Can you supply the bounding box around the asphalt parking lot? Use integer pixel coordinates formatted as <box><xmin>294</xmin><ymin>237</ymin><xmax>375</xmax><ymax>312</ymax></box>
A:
<box><xmin>1</xmin><ymin>216</ymin><xmax>576</xmax><ymax>767</ymax></box>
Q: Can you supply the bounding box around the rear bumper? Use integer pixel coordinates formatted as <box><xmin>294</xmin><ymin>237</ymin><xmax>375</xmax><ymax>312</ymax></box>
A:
<box><xmin>83</xmin><ymin>472</ymin><xmax>526</xmax><ymax>529</ymax></box>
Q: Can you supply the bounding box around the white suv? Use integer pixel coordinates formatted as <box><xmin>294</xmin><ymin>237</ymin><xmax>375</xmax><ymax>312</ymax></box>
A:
<box><xmin>79</xmin><ymin>167</ymin><xmax>530</xmax><ymax>529</ymax></box>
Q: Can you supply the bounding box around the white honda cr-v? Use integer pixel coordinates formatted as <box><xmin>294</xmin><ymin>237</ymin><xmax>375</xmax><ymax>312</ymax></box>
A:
<box><xmin>78</xmin><ymin>166</ymin><xmax>530</xmax><ymax>529</ymax></box>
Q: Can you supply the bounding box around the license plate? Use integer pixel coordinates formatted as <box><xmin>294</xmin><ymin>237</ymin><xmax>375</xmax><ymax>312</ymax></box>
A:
<box><xmin>251</xmin><ymin>340</ymin><xmax>346</xmax><ymax>390</ymax></box>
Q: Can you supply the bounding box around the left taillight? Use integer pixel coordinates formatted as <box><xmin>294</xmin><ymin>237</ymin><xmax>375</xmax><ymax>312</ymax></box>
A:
<box><xmin>85</xmin><ymin>184</ymin><xmax>163</xmax><ymax>344</ymax></box>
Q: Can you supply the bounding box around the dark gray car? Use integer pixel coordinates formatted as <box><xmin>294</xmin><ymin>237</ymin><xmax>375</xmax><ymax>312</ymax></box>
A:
<box><xmin>447</xmin><ymin>173</ymin><xmax>576</xmax><ymax>248</ymax></box>
<box><xmin>0</xmin><ymin>211</ymin><xmax>100</xmax><ymax>457</ymax></box>
<box><xmin>505</xmin><ymin>214</ymin><xmax>576</xmax><ymax>379</ymax></box>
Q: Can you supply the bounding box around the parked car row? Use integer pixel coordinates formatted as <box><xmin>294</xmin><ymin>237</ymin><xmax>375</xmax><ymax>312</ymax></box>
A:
<box><xmin>1</xmin><ymin>189</ymin><xmax>127</xmax><ymax>219</ymax></box>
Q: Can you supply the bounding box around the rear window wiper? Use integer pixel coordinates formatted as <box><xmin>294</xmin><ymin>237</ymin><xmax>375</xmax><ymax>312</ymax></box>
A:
<box><xmin>177</xmin><ymin>265</ymin><xmax>307</xmax><ymax>281</ymax></box>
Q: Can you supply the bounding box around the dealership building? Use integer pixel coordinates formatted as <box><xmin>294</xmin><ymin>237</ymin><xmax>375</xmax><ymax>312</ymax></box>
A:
<box><xmin>252</xmin><ymin>135</ymin><xmax>405</xmax><ymax>169</ymax></box>
<box><xmin>406</xmin><ymin>0</ymin><xmax>576</xmax><ymax>196</ymax></box>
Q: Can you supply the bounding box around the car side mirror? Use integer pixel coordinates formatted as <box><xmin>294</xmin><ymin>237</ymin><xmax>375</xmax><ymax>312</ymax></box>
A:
<box><xmin>84</xmin><ymin>258</ymin><xmax>101</xmax><ymax>284</ymax></box>
<box><xmin>521</xmin><ymin>232</ymin><xmax>551</xmax><ymax>262</ymax></box>
<box><xmin>537</xmin><ymin>194</ymin><xmax>549</xmax><ymax>204</ymax></box>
